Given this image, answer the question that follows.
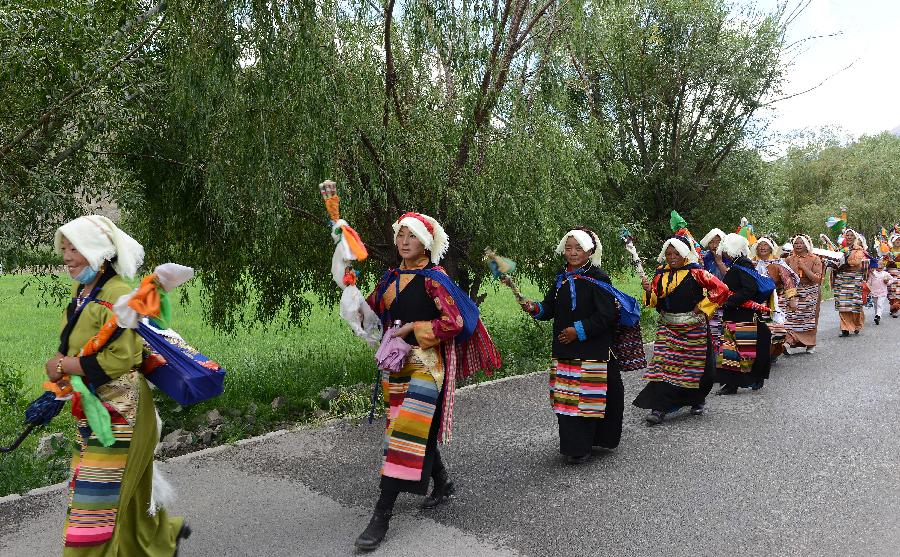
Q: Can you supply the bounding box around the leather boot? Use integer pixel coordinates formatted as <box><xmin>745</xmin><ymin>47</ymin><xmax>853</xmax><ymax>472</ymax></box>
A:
<box><xmin>174</xmin><ymin>521</ymin><xmax>192</xmax><ymax>557</ymax></box>
<box><xmin>355</xmin><ymin>509</ymin><xmax>392</xmax><ymax>551</ymax></box>
<box><xmin>716</xmin><ymin>384</ymin><xmax>738</xmax><ymax>396</ymax></box>
<box><xmin>422</xmin><ymin>480</ymin><xmax>456</xmax><ymax>509</ymax></box>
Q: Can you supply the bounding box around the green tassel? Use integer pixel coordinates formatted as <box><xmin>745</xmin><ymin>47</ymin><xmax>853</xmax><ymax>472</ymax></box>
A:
<box><xmin>71</xmin><ymin>376</ymin><xmax>115</xmax><ymax>447</ymax></box>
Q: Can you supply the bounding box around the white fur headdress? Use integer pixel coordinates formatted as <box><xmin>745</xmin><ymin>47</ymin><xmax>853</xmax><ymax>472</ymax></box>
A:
<box><xmin>392</xmin><ymin>212</ymin><xmax>449</xmax><ymax>264</ymax></box>
<box><xmin>790</xmin><ymin>234</ymin><xmax>814</xmax><ymax>254</ymax></box>
<box><xmin>890</xmin><ymin>233</ymin><xmax>900</xmax><ymax>245</ymax></box>
<box><xmin>699</xmin><ymin>228</ymin><xmax>726</xmax><ymax>249</ymax></box>
<box><xmin>556</xmin><ymin>229</ymin><xmax>603</xmax><ymax>266</ymax></box>
<box><xmin>55</xmin><ymin>215</ymin><xmax>145</xmax><ymax>279</ymax></box>
<box><xmin>718</xmin><ymin>233</ymin><xmax>750</xmax><ymax>259</ymax></box>
<box><xmin>657</xmin><ymin>236</ymin><xmax>699</xmax><ymax>264</ymax></box>
<box><xmin>751</xmin><ymin>236</ymin><xmax>781</xmax><ymax>259</ymax></box>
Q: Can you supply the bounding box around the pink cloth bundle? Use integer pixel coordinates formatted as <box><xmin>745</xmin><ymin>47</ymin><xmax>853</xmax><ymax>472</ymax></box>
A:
<box><xmin>375</xmin><ymin>327</ymin><xmax>412</xmax><ymax>371</ymax></box>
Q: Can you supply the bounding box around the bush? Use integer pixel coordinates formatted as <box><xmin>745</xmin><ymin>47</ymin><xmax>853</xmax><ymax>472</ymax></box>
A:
<box><xmin>0</xmin><ymin>360</ymin><xmax>72</xmax><ymax>497</ymax></box>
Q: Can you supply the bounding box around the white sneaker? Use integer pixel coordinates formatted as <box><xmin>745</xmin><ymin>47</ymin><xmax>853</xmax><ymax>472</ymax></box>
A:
<box><xmin>806</xmin><ymin>347</ymin><xmax>816</xmax><ymax>354</ymax></box>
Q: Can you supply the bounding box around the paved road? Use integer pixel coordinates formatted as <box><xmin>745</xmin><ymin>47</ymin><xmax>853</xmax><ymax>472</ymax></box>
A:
<box><xmin>2</xmin><ymin>305</ymin><xmax>899</xmax><ymax>556</ymax></box>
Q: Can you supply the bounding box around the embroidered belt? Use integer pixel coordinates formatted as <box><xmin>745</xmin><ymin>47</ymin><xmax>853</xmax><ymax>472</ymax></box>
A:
<box><xmin>659</xmin><ymin>311</ymin><xmax>704</xmax><ymax>326</ymax></box>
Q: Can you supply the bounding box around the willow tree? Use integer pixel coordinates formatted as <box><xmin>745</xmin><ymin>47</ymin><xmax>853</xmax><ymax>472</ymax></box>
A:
<box><xmin>0</xmin><ymin>0</ymin><xmax>168</xmax><ymax>267</ymax></box>
<box><xmin>564</xmin><ymin>0</ymin><xmax>795</xmax><ymax>240</ymax></box>
<box><xmin>118</xmin><ymin>0</ymin><xmax>622</xmax><ymax>330</ymax></box>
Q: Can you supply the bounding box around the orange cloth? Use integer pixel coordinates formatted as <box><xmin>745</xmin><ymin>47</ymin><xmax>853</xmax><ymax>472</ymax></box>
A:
<box><xmin>128</xmin><ymin>274</ymin><xmax>162</xmax><ymax>318</ymax></box>
<box><xmin>341</xmin><ymin>224</ymin><xmax>368</xmax><ymax>261</ymax></box>
<box><xmin>325</xmin><ymin>196</ymin><xmax>340</xmax><ymax>222</ymax></box>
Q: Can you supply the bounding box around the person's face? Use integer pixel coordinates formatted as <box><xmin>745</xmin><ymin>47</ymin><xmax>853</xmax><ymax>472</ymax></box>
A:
<box><xmin>756</xmin><ymin>242</ymin><xmax>772</xmax><ymax>259</ymax></box>
<box><xmin>664</xmin><ymin>245</ymin><xmax>686</xmax><ymax>268</ymax></box>
<box><xmin>60</xmin><ymin>237</ymin><xmax>90</xmax><ymax>280</ymax></box>
<box><xmin>564</xmin><ymin>236</ymin><xmax>591</xmax><ymax>268</ymax></box>
<box><xmin>793</xmin><ymin>238</ymin><xmax>808</xmax><ymax>255</ymax></box>
<box><xmin>707</xmin><ymin>236</ymin><xmax>721</xmax><ymax>252</ymax></box>
<box><xmin>395</xmin><ymin>226</ymin><xmax>426</xmax><ymax>261</ymax></box>
<box><xmin>845</xmin><ymin>231</ymin><xmax>856</xmax><ymax>246</ymax></box>
<box><xmin>892</xmin><ymin>238</ymin><xmax>900</xmax><ymax>249</ymax></box>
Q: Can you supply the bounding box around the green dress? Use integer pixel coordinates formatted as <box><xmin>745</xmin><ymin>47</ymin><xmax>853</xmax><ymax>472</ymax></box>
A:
<box><xmin>62</xmin><ymin>273</ymin><xmax>182</xmax><ymax>556</ymax></box>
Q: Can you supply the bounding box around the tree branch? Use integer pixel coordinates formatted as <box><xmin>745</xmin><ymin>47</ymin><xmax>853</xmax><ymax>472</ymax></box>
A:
<box><xmin>383</xmin><ymin>0</ymin><xmax>404</xmax><ymax>128</ymax></box>
<box><xmin>0</xmin><ymin>3</ymin><xmax>168</xmax><ymax>159</ymax></box>
<box><xmin>83</xmin><ymin>150</ymin><xmax>204</xmax><ymax>171</ymax></box>
<box><xmin>760</xmin><ymin>59</ymin><xmax>858</xmax><ymax>107</ymax></box>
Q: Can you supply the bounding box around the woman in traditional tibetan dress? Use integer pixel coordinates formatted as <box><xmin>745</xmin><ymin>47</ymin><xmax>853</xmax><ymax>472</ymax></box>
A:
<box><xmin>519</xmin><ymin>228</ymin><xmax>624</xmax><ymax>464</ymax></box>
<box><xmin>833</xmin><ymin>229</ymin><xmax>869</xmax><ymax>336</ymax></box>
<box><xmin>357</xmin><ymin>212</ymin><xmax>501</xmax><ymax>551</ymax></box>
<box><xmin>784</xmin><ymin>235</ymin><xmax>825</xmax><ymax>353</ymax></box>
<box><xmin>699</xmin><ymin>228</ymin><xmax>730</xmax><ymax>348</ymax></box>
<box><xmin>715</xmin><ymin>234</ymin><xmax>774</xmax><ymax>395</ymax></box>
<box><xmin>751</xmin><ymin>237</ymin><xmax>799</xmax><ymax>360</ymax></box>
<box><xmin>633</xmin><ymin>236</ymin><xmax>730</xmax><ymax>425</ymax></box>
<box><xmin>44</xmin><ymin>216</ymin><xmax>188</xmax><ymax>556</ymax></box>
<box><xmin>883</xmin><ymin>234</ymin><xmax>900</xmax><ymax>318</ymax></box>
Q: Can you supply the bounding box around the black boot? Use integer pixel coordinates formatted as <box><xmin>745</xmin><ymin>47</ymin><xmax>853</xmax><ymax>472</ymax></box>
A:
<box><xmin>422</xmin><ymin>451</ymin><xmax>455</xmax><ymax>509</ymax></box>
<box><xmin>174</xmin><ymin>521</ymin><xmax>192</xmax><ymax>557</ymax></box>
<box><xmin>422</xmin><ymin>480</ymin><xmax>456</xmax><ymax>509</ymax></box>
<box><xmin>716</xmin><ymin>384</ymin><xmax>738</xmax><ymax>396</ymax></box>
<box><xmin>355</xmin><ymin>509</ymin><xmax>392</xmax><ymax>551</ymax></box>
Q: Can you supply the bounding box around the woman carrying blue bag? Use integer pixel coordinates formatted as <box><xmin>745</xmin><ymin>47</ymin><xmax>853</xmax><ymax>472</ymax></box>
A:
<box><xmin>714</xmin><ymin>233</ymin><xmax>776</xmax><ymax>395</ymax></box>
<box><xmin>521</xmin><ymin>227</ymin><xmax>641</xmax><ymax>464</ymax></box>
<box><xmin>45</xmin><ymin>215</ymin><xmax>190</xmax><ymax>557</ymax></box>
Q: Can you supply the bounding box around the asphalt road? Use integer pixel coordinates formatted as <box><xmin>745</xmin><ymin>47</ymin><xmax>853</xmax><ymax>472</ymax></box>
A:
<box><xmin>2</xmin><ymin>304</ymin><xmax>899</xmax><ymax>557</ymax></box>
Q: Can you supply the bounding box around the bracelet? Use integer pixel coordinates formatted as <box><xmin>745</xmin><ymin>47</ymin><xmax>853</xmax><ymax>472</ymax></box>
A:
<box><xmin>56</xmin><ymin>358</ymin><xmax>65</xmax><ymax>376</ymax></box>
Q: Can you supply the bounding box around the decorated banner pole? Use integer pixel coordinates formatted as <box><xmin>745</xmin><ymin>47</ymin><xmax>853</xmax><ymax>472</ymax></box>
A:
<box><xmin>819</xmin><ymin>233</ymin><xmax>838</xmax><ymax>252</ymax></box>
<box><xmin>620</xmin><ymin>227</ymin><xmax>647</xmax><ymax>281</ymax></box>
<box><xmin>483</xmin><ymin>248</ymin><xmax>526</xmax><ymax>305</ymax></box>
<box><xmin>318</xmin><ymin>180</ymin><xmax>381</xmax><ymax>347</ymax></box>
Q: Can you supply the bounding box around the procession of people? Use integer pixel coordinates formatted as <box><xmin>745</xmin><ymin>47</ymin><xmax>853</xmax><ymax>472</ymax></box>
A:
<box><xmin>30</xmin><ymin>205</ymin><xmax>898</xmax><ymax>555</ymax></box>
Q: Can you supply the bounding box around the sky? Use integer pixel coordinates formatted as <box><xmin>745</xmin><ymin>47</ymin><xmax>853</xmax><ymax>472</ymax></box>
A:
<box><xmin>743</xmin><ymin>0</ymin><xmax>900</xmax><ymax>140</ymax></box>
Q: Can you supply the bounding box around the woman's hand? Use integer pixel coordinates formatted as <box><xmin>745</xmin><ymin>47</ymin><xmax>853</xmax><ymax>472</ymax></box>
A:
<box><xmin>788</xmin><ymin>298</ymin><xmax>799</xmax><ymax>310</ymax></box>
<box><xmin>558</xmin><ymin>327</ymin><xmax>578</xmax><ymax>344</ymax></box>
<box><xmin>45</xmin><ymin>354</ymin><xmax>65</xmax><ymax>382</ymax></box>
<box><xmin>520</xmin><ymin>300</ymin><xmax>535</xmax><ymax>314</ymax></box>
<box><xmin>641</xmin><ymin>277</ymin><xmax>652</xmax><ymax>293</ymax></box>
<box><xmin>390</xmin><ymin>322</ymin><xmax>415</xmax><ymax>340</ymax></box>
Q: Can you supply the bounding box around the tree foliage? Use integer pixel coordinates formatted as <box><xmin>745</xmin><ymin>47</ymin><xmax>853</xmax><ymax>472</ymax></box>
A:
<box><xmin>0</xmin><ymin>0</ymin><xmax>170</xmax><ymax>272</ymax></box>
<box><xmin>770</xmin><ymin>131</ymin><xmax>900</xmax><ymax>242</ymax></box>
<box><xmin>565</xmin><ymin>0</ymin><xmax>790</xmax><ymax>239</ymax></box>
<box><xmin>2</xmin><ymin>0</ymin><xmax>815</xmax><ymax>331</ymax></box>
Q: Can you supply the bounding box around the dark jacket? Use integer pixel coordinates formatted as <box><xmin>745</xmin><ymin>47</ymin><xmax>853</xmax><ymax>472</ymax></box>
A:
<box><xmin>534</xmin><ymin>264</ymin><xmax>617</xmax><ymax>361</ymax></box>
<box><xmin>722</xmin><ymin>256</ymin><xmax>760</xmax><ymax>322</ymax></box>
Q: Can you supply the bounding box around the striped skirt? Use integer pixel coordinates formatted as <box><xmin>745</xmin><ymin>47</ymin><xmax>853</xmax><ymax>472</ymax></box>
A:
<box><xmin>381</xmin><ymin>349</ymin><xmax>444</xmax><ymax>483</ymax></box>
<box><xmin>888</xmin><ymin>268</ymin><xmax>900</xmax><ymax>313</ymax></box>
<box><xmin>717</xmin><ymin>321</ymin><xmax>759</xmax><ymax>375</ymax></box>
<box><xmin>642</xmin><ymin>319</ymin><xmax>709</xmax><ymax>389</ymax></box>
<box><xmin>834</xmin><ymin>269</ymin><xmax>865</xmax><ymax>314</ymax></box>
<box><xmin>549</xmin><ymin>359</ymin><xmax>608</xmax><ymax>418</ymax></box>
<box><xmin>786</xmin><ymin>283</ymin><xmax>821</xmax><ymax>347</ymax></box>
<box><xmin>65</xmin><ymin>412</ymin><xmax>132</xmax><ymax>547</ymax></box>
